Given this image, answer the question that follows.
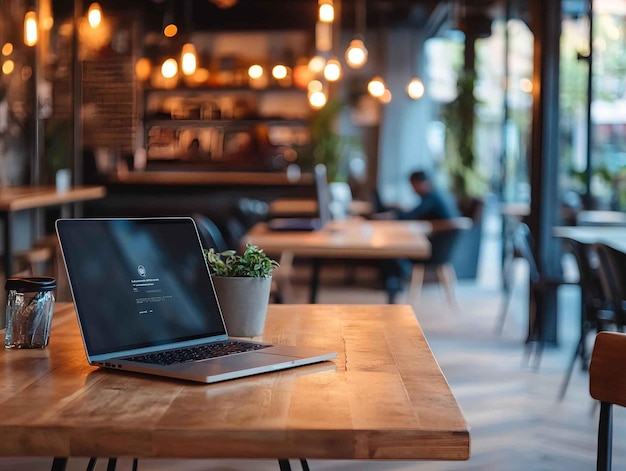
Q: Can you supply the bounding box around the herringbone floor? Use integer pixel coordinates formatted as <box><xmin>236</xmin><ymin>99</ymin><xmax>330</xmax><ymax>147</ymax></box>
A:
<box><xmin>2</xmin><ymin>206</ymin><xmax>625</xmax><ymax>470</ymax></box>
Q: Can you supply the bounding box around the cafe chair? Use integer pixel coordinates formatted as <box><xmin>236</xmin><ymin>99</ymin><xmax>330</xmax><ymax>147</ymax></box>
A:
<box><xmin>558</xmin><ymin>238</ymin><xmax>616</xmax><ymax>400</ymax></box>
<box><xmin>192</xmin><ymin>213</ymin><xmax>293</xmax><ymax>303</ymax></box>
<box><xmin>589</xmin><ymin>331</ymin><xmax>626</xmax><ymax>471</ymax></box>
<box><xmin>192</xmin><ymin>213</ymin><xmax>229</xmax><ymax>253</ymax></box>
<box><xmin>496</xmin><ymin>223</ymin><xmax>578</xmax><ymax>369</ymax></box>
<box><xmin>594</xmin><ymin>243</ymin><xmax>626</xmax><ymax>329</ymax></box>
<box><xmin>407</xmin><ymin>217</ymin><xmax>473</xmax><ymax>310</ymax></box>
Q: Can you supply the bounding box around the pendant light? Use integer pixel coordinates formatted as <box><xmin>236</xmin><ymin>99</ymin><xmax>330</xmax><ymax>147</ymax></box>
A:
<box><xmin>87</xmin><ymin>3</ymin><xmax>102</xmax><ymax>29</ymax></box>
<box><xmin>24</xmin><ymin>10</ymin><xmax>38</xmax><ymax>47</ymax></box>
<box><xmin>324</xmin><ymin>56</ymin><xmax>342</xmax><ymax>81</ymax></box>
<box><xmin>345</xmin><ymin>0</ymin><xmax>368</xmax><ymax>69</ymax></box>
<box><xmin>367</xmin><ymin>76</ymin><xmax>385</xmax><ymax>98</ymax></box>
<box><xmin>181</xmin><ymin>43</ymin><xmax>197</xmax><ymax>76</ymax></box>
<box><xmin>407</xmin><ymin>77</ymin><xmax>425</xmax><ymax>100</ymax></box>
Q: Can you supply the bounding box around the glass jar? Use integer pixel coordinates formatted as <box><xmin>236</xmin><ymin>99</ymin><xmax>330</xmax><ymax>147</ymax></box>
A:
<box><xmin>5</xmin><ymin>276</ymin><xmax>56</xmax><ymax>349</ymax></box>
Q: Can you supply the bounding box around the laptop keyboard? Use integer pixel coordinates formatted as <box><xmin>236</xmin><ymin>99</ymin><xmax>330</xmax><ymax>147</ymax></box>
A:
<box><xmin>124</xmin><ymin>340</ymin><xmax>271</xmax><ymax>366</ymax></box>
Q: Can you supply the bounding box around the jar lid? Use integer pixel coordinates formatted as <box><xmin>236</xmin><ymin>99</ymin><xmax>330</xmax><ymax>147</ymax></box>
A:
<box><xmin>5</xmin><ymin>276</ymin><xmax>56</xmax><ymax>292</ymax></box>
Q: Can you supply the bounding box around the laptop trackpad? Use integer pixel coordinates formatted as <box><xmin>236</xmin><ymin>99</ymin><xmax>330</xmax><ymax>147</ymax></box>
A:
<box><xmin>178</xmin><ymin>352</ymin><xmax>299</xmax><ymax>376</ymax></box>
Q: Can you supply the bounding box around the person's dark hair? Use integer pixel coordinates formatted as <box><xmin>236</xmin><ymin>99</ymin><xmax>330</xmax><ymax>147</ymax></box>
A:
<box><xmin>409</xmin><ymin>170</ymin><xmax>430</xmax><ymax>184</ymax></box>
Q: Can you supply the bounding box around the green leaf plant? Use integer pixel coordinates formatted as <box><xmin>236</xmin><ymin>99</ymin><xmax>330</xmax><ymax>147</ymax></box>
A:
<box><xmin>203</xmin><ymin>244</ymin><xmax>279</xmax><ymax>279</ymax></box>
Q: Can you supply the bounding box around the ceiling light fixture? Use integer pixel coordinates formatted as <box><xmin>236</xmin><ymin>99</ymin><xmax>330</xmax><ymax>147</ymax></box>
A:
<box><xmin>181</xmin><ymin>43</ymin><xmax>197</xmax><ymax>75</ymax></box>
<box><xmin>318</xmin><ymin>0</ymin><xmax>334</xmax><ymax>23</ymax></box>
<box><xmin>406</xmin><ymin>77</ymin><xmax>425</xmax><ymax>100</ymax></box>
<box><xmin>161</xmin><ymin>58</ymin><xmax>178</xmax><ymax>79</ymax></box>
<box><xmin>87</xmin><ymin>3</ymin><xmax>102</xmax><ymax>29</ymax></box>
<box><xmin>367</xmin><ymin>76</ymin><xmax>386</xmax><ymax>97</ymax></box>
<box><xmin>345</xmin><ymin>0</ymin><xmax>368</xmax><ymax>69</ymax></box>
<box><xmin>24</xmin><ymin>10</ymin><xmax>38</xmax><ymax>47</ymax></box>
<box><xmin>324</xmin><ymin>57</ymin><xmax>342</xmax><ymax>81</ymax></box>
<box><xmin>163</xmin><ymin>1</ymin><xmax>177</xmax><ymax>38</ymax></box>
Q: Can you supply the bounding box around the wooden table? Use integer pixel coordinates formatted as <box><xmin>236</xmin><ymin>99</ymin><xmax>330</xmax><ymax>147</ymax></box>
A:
<box><xmin>553</xmin><ymin>226</ymin><xmax>626</xmax><ymax>253</ymax></box>
<box><xmin>244</xmin><ymin>219</ymin><xmax>432</xmax><ymax>304</ymax></box>
<box><xmin>0</xmin><ymin>303</ymin><xmax>470</xmax><ymax>465</ymax></box>
<box><xmin>0</xmin><ymin>185</ymin><xmax>106</xmax><ymax>278</ymax></box>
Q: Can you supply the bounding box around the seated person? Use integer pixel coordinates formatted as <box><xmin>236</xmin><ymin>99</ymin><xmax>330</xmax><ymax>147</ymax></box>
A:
<box><xmin>378</xmin><ymin>170</ymin><xmax>460</xmax><ymax>300</ymax></box>
<box><xmin>396</xmin><ymin>170</ymin><xmax>460</xmax><ymax>221</ymax></box>
<box><xmin>373</xmin><ymin>170</ymin><xmax>459</xmax><ymax>221</ymax></box>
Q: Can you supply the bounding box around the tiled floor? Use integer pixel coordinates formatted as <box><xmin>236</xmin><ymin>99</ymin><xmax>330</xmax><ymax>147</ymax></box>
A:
<box><xmin>2</xmin><ymin>203</ymin><xmax>623</xmax><ymax>470</ymax></box>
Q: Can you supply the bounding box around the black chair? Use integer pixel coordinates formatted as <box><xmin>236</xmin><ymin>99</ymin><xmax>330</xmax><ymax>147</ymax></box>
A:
<box><xmin>496</xmin><ymin>223</ymin><xmax>578</xmax><ymax>369</ymax></box>
<box><xmin>558</xmin><ymin>238</ymin><xmax>615</xmax><ymax>400</ymax></box>
<box><xmin>192</xmin><ymin>213</ymin><xmax>229</xmax><ymax>252</ymax></box>
<box><xmin>594</xmin><ymin>243</ymin><xmax>626</xmax><ymax>329</ymax></box>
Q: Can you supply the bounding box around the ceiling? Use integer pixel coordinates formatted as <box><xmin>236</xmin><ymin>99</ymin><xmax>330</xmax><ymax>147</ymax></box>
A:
<box><xmin>53</xmin><ymin>0</ymin><xmax>466</xmax><ymax>32</ymax></box>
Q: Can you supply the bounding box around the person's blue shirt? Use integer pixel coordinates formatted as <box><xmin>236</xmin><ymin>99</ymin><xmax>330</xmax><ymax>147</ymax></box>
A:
<box><xmin>397</xmin><ymin>188</ymin><xmax>460</xmax><ymax>220</ymax></box>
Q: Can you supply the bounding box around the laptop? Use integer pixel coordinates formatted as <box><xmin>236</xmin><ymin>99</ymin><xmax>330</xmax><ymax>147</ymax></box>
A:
<box><xmin>56</xmin><ymin>217</ymin><xmax>337</xmax><ymax>384</ymax></box>
<box><xmin>267</xmin><ymin>163</ymin><xmax>332</xmax><ymax>231</ymax></box>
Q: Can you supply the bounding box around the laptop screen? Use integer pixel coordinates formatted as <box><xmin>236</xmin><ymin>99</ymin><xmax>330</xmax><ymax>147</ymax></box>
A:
<box><xmin>56</xmin><ymin>218</ymin><xmax>227</xmax><ymax>356</ymax></box>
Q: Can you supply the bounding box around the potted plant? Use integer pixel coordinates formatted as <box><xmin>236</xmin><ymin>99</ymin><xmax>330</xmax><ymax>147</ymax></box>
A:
<box><xmin>204</xmin><ymin>244</ymin><xmax>279</xmax><ymax>337</ymax></box>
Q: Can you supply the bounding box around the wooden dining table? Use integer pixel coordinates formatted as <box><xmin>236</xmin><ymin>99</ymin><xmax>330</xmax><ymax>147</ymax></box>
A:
<box><xmin>0</xmin><ymin>185</ymin><xmax>106</xmax><ymax>278</ymax></box>
<box><xmin>553</xmin><ymin>225</ymin><xmax>626</xmax><ymax>253</ymax></box>
<box><xmin>0</xmin><ymin>303</ymin><xmax>470</xmax><ymax>467</ymax></box>
<box><xmin>243</xmin><ymin>218</ymin><xmax>433</xmax><ymax>304</ymax></box>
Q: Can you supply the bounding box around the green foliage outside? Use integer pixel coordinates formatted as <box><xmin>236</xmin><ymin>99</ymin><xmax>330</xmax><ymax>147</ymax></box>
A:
<box><xmin>295</xmin><ymin>98</ymin><xmax>358</xmax><ymax>182</ymax></box>
<box><xmin>440</xmin><ymin>72</ymin><xmax>488</xmax><ymax>199</ymax></box>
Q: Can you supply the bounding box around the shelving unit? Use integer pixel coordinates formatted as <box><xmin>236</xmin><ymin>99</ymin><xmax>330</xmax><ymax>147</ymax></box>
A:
<box><xmin>141</xmin><ymin>86</ymin><xmax>312</xmax><ymax>169</ymax></box>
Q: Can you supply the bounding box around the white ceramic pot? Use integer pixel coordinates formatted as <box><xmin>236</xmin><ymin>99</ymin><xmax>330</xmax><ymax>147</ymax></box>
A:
<box><xmin>211</xmin><ymin>276</ymin><xmax>272</xmax><ymax>337</ymax></box>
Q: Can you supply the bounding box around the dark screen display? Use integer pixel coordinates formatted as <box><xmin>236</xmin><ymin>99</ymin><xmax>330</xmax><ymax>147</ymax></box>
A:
<box><xmin>56</xmin><ymin>218</ymin><xmax>226</xmax><ymax>356</ymax></box>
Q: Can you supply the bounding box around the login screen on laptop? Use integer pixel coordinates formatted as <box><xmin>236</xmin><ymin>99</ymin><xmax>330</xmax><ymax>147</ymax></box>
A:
<box><xmin>57</xmin><ymin>218</ymin><xmax>226</xmax><ymax>356</ymax></box>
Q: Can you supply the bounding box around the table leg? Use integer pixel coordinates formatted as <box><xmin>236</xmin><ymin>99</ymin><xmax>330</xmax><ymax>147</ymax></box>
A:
<box><xmin>277</xmin><ymin>459</ymin><xmax>309</xmax><ymax>471</ymax></box>
<box><xmin>309</xmin><ymin>259</ymin><xmax>321</xmax><ymax>303</ymax></box>
<box><xmin>278</xmin><ymin>459</ymin><xmax>292</xmax><ymax>471</ymax></box>
<box><xmin>50</xmin><ymin>458</ymin><xmax>68</xmax><ymax>471</ymax></box>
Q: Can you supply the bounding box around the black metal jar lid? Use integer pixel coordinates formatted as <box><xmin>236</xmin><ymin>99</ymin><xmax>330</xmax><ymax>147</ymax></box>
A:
<box><xmin>5</xmin><ymin>276</ymin><xmax>56</xmax><ymax>292</ymax></box>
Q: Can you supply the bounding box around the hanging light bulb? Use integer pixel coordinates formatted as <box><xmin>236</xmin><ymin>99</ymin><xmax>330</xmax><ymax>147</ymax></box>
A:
<box><xmin>24</xmin><ymin>10</ymin><xmax>38</xmax><ymax>47</ymax></box>
<box><xmin>135</xmin><ymin>58</ymin><xmax>152</xmax><ymax>82</ymax></box>
<box><xmin>318</xmin><ymin>0</ymin><xmax>334</xmax><ymax>23</ymax></box>
<box><xmin>248</xmin><ymin>64</ymin><xmax>263</xmax><ymax>79</ymax></box>
<box><xmin>181</xmin><ymin>43</ymin><xmax>197</xmax><ymax>76</ymax></box>
<box><xmin>272</xmin><ymin>64</ymin><xmax>288</xmax><ymax>80</ymax></box>
<box><xmin>324</xmin><ymin>57</ymin><xmax>342</xmax><ymax>82</ymax></box>
<box><xmin>345</xmin><ymin>37</ymin><xmax>368</xmax><ymax>69</ymax></box>
<box><xmin>161</xmin><ymin>58</ymin><xmax>178</xmax><ymax>79</ymax></box>
<box><xmin>309</xmin><ymin>90</ymin><xmax>327</xmax><ymax>109</ymax></box>
<box><xmin>2</xmin><ymin>60</ymin><xmax>15</xmax><ymax>75</ymax></box>
<box><xmin>345</xmin><ymin>0</ymin><xmax>368</xmax><ymax>69</ymax></box>
<box><xmin>87</xmin><ymin>3</ymin><xmax>102</xmax><ymax>28</ymax></box>
<box><xmin>308</xmin><ymin>55</ymin><xmax>326</xmax><ymax>74</ymax></box>
<box><xmin>406</xmin><ymin>77</ymin><xmax>425</xmax><ymax>100</ymax></box>
<box><xmin>163</xmin><ymin>23</ymin><xmax>177</xmax><ymax>37</ymax></box>
<box><xmin>367</xmin><ymin>76</ymin><xmax>386</xmax><ymax>97</ymax></box>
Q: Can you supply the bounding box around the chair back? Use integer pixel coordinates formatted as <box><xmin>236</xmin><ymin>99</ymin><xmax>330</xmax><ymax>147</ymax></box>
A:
<box><xmin>426</xmin><ymin>217</ymin><xmax>473</xmax><ymax>265</ymax></box>
<box><xmin>513</xmin><ymin>223</ymin><xmax>541</xmax><ymax>283</ymax></box>
<box><xmin>589</xmin><ymin>331</ymin><xmax>626</xmax><ymax>471</ymax></box>
<box><xmin>192</xmin><ymin>214</ymin><xmax>229</xmax><ymax>252</ymax></box>
<box><xmin>562</xmin><ymin>238</ymin><xmax>606</xmax><ymax>319</ymax></box>
<box><xmin>594</xmin><ymin>243</ymin><xmax>626</xmax><ymax>328</ymax></box>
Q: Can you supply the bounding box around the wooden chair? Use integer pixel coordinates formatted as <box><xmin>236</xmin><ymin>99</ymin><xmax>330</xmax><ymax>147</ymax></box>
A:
<box><xmin>192</xmin><ymin>213</ymin><xmax>293</xmax><ymax>303</ymax></box>
<box><xmin>406</xmin><ymin>217</ymin><xmax>473</xmax><ymax>310</ymax></box>
<box><xmin>589</xmin><ymin>331</ymin><xmax>626</xmax><ymax>471</ymax></box>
